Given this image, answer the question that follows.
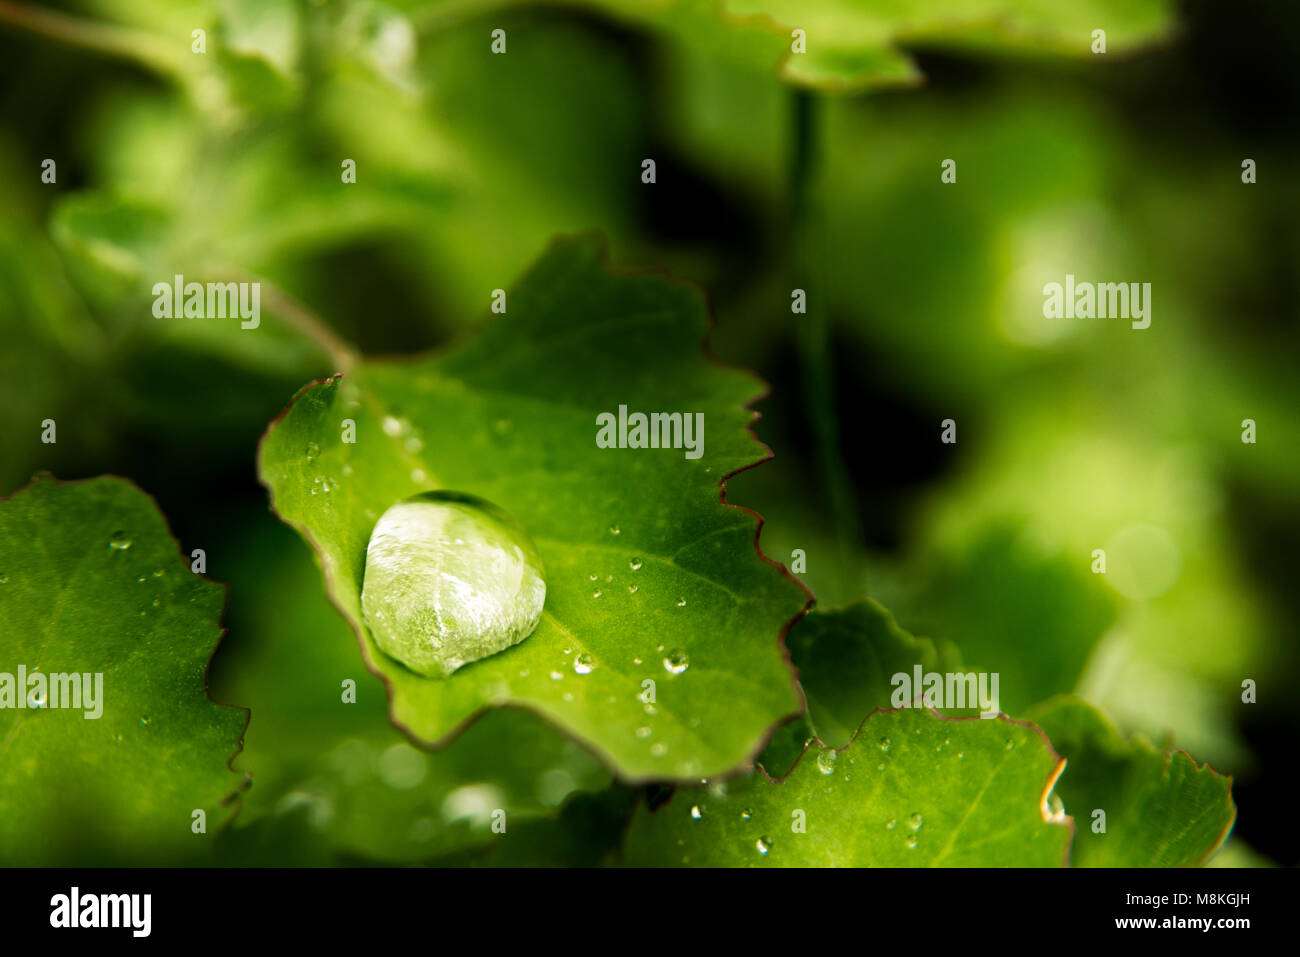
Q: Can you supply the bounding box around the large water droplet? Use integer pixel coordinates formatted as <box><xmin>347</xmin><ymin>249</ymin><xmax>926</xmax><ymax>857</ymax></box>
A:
<box><xmin>361</xmin><ymin>491</ymin><xmax>546</xmax><ymax>677</ymax></box>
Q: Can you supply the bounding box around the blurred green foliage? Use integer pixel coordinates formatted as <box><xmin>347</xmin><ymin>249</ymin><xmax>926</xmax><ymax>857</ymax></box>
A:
<box><xmin>2</xmin><ymin>0</ymin><xmax>1297</xmax><ymax>864</ymax></box>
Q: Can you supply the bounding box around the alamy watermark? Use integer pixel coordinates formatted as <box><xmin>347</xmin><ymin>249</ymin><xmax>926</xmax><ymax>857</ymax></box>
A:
<box><xmin>152</xmin><ymin>274</ymin><xmax>260</xmax><ymax>329</ymax></box>
<box><xmin>0</xmin><ymin>666</ymin><xmax>103</xmax><ymax>719</ymax></box>
<box><xmin>596</xmin><ymin>405</ymin><xmax>704</xmax><ymax>460</ymax></box>
<box><xmin>1042</xmin><ymin>274</ymin><xmax>1151</xmax><ymax>329</ymax></box>
<box><xmin>890</xmin><ymin>665</ymin><xmax>1000</xmax><ymax>718</ymax></box>
<box><xmin>50</xmin><ymin>887</ymin><xmax>150</xmax><ymax>937</ymax></box>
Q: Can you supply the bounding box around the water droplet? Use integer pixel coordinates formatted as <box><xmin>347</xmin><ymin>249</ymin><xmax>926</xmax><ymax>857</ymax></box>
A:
<box><xmin>410</xmin><ymin>468</ymin><xmax>428</xmax><ymax>484</ymax></box>
<box><xmin>27</xmin><ymin>688</ymin><xmax>46</xmax><ymax>708</ymax></box>
<box><xmin>305</xmin><ymin>441</ymin><xmax>321</xmax><ymax>461</ymax></box>
<box><xmin>629</xmin><ymin>557</ymin><xmax>643</xmax><ymax>571</ymax></box>
<box><xmin>908</xmin><ymin>812</ymin><xmax>923</xmax><ymax>831</ymax></box>
<box><xmin>139</xmin><ymin>715</ymin><xmax>151</xmax><ymax>726</ymax></box>
<box><xmin>906</xmin><ymin>834</ymin><xmax>919</xmax><ymax>849</ymax></box>
<box><xmin>651</xmin><ymin>742</ymin><xmax>667</xmax><ymax>757</ymax></box>
<box><xmin>878</xmin><ymin>737</ymin><xmax>891</xmax><ymax>752</ymax></box>
<box><xmin>342</xmin><ymin>464</ymin><xmax>353</xmax><ymax>476</ymax></box>
<box><xmin>817</xmin><ymin>748</ymin><xmax>838</xmax><ymax>775</ymax></box>
<box><xmin>405</xmin><ymin>436</ymin><xmax>424</xmax><ymax>454</ymax></box>
<box><xmin>588</xmin><ymin>573</ymin><xmax>599</xmax><ymax>581</ymax></box>
<box><xmin>0</xmin><ymin>574</ymin><xmax>8</xmax><ymax>585</ymax></box>
<box><xmin>108</xmin><ymin>531</ymin><xmax>131</xmax><ymax>551</ymax></box>
<box><xmin>382</xmin><ymin>416</ymin><xmax>404</xmax><ymax>437</ymax></box>
<box><xmin>151</xmin><ymin>569</ymin><xmax>165</xmax><ymax>578</ymax></box>
<box><xmin>886</xmin><ymin>819</ymin><xmax>897</xmax><ymax>830</ymax></box>
<box><xmin>675</xmin><ymin>597</ymin><xmax>687</xmax><ymax>607</ymax></box>
<box><xmin>756</xmin><ymin>836</ymin><xmax>772</xmax><ymax>856</ymax></box>
<box><xmin>592</xmin><ymin>590</ymin><xmax>602</xmax><ymax>599</ymax></box>
<box><xmin>151</xmin><ymin>598</ymin><xmax>160</xmax><ymax>608</ymax></box>
<box><xmin>662</xmin><ymin>649</ymin><xmax>689</xmax><ymax>675</ymax></box>
<box><xmin>1005</xmin><ymin>739</ymin><xmax>1015</xmax><ymax>751</ymax></box>
<box><xmin>635</xmin><ymin>726</ymin><xmax>652</xmax><ymax>739</ymax></box>
<box><xmin>690</xmin><ymin>804</ymin><xmax>703</xmax><ymax>820</ymax></box>
<box><xmin>573</xmin><ymin>653</ymin><xmax>594</xmax><ymax>675</ymax></box>
<box><xmin>609</xmin><ymin>524</ymin><xmax>621</xmax><ymax>536</ymax></box>
<box><xmin>549</xmin><ymin>671</ymin><xmax>563</xmax><ymax>681</ymax></box>
<box><xmin>741</xmin><ymin>808</ymin><xmax>753</xmax><ymax>821</ymax></box>
<box><xmin>361</xmin><ymin>491</ymin><xmax>546</xmax><ymax>677</ymax></box>
<box><xmin>627</xmin><ymin>584</ymin><xmax>639</xmax><ymax>594</ymax></box>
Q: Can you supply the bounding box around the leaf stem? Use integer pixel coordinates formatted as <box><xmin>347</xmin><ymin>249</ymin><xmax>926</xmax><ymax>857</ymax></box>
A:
<box><xmin>788</xmin><ymin>89</ymin><xmax>862</xmax><ymax>593</ymax></box>
<box><xmin>0</xmin><ymin>1</ymin><xmax>186</xmax><ymax>78</ymax></box>
<box><xmin>255</xmin><ymin>279</ymin><xmax>360</xmax><ymax>375</ymax></box>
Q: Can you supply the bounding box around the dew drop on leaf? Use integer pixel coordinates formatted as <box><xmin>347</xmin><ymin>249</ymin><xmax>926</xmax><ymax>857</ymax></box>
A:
<box><xmin>690</xmin><ymin>804</ymin><xmax>703</xmax><ymax>820</ymax></box>
<box><xmin>573</xmin><ymin>653</ymin><xmax>594</xmax><ymax>674</ymax></box>
<box><xmin>360</xmin><ymin>491</ymin><xmax>546</xmax><ymax>677</ymax></box>
<box><xmin>741</xmin><ymin>808</ymin><xmax>753</xmax><ymax>821</ymax></box>
<box><xmin>662</xmin><ymin>649</ymin><xmax>690</xmax><ymax>674</ymax></box>
<box><xmin>816</xmin><ymin>748</ymin><xmax>838</xmax><ymax>775</ymax></box>
<box><xmin>629</xmin><ymin>557</ymin><xmax>643</xmax><ymax>570</ymax></box>
<box><xmin>305</xmin><ymin>442</ymin><xmax>320</xmax><ymax>461</ymax></box>
<box><xmin>108</xmin><ymin>531</ymin><xmax>131</xmax><ymax>551</ymax></box>
<box><xmin>906</xmin><ymin>834</ymin><xmax>919</xmax><ymax>849</ymax></box>
<box><xmin>756</xmin><ymin>836</ymin><xmax>772</xmax><ymax>856</ymax></box>
<box><xmin>879</xmin><ymin>737</ymin><xmax>891</xmax><ymax>752</ymax></box>
<box><xmin>908</xmin><ymin>812</ymin><xmax>923</xmax><ymax>831</ymax></box>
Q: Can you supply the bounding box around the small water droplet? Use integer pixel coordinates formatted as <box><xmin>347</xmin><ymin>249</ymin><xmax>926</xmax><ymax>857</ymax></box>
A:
<box><xmin>662</xmin><ymin>649</ymin><xmax>689</xmax><ymax>675</ymax></box>
<box><xmin>741</xmin><ymin>808</ymin><xmax>753</xmax><ymax>821</ymax></box>
<box><xmin>0</xmin><ymin>574</ymin><xmax>8</xmax><ymax>585</ymax></box>
<box><xmin>151</xmin><ymin>598</ymin><xmax>160</xmax><ymax>607</ymax></box>
<box><xmin>410</xmin><ymin>468</ymin><xmax>427</xmax><ymax>484</ymax></box>
<box><xmin>627</xmin><ymin>584</ymin><xmax>639</xmax><ymax>594</ymax></box>
<box><xmin>755</xmin><ymin>836</ymin><xmax>772</xmax><ymax>856</ymax></box>
<box><xmin>817</xmin><ymin>748</ymin><xmax>838</xmax><ymax>775</ymax></box>
<box><xmin>382</xmin><ymin>416</ymin><xmax>404</xmax><ymax>437</ymax></box>
<box><xmin>405</xmin><ymin>436</ymin><xmax>424</xmax><ymax>454</ymax></box>
<box><xmin>27</xmin><ymin>688</ymin><xmax>46</xmax><ymax>708</ymax></box>
<box><xmin>573</xmin><ymin>653</ymin><xmax>594</xmax><ymax>675</ymax></box>
<box><xmin>305</xmin><ymin>441</ymin><xmax>321</xmax><ymax>461</ymax></box>
<box><xmin>152</xmin><ymin>568</ymin><xmax>165</xmax><ymax>578</ymax></box>
<box><xmin>690</xmin><ymin>804</ymin><xmax>703</xmax><ymax>820</ymax></box>
<box><xmin>139</xmin><ymin>716</ymin><xmax>151</xmax><ymax>726</ymax></box>
<box><xmin>549</xmin><ymin>671</ymin><xmax>563</xmax><ymax>681</ymax></box>
<box><xmin>879</xmin><ymin>737</ymin><xmax>891</xmax><ymax>752</ymax></box>
<box><xmin>675</xmin><ymin>597</ymin><xmax>686</xmax><ymax>607</ymax></box>
<box><xmin>1005</xmin><ymin>739</ymin><xmax>1015</xmax><ymax>751</ymax></box>
<box><xmin>632</xmin><ymin>656</ymin><xmax>643</xmax><ymax>665</ymax></box>
<box><xmin>636</xmin><ymin>726</ymin><xmax>652</xmax><ymax>739</ymax></box>
<box><xmin>886</xmin><ymin>819</ymin><xmax>897</xmax><ymax>830</ymax></box>
<box><xmin>906</xmin><ymin>834</ymin><xmax>919</xmax><ymax>849</ymax></box>
<box><xmin>609</xmin><ymin>524</ymin><xmax>621</xmax><ymax>536</ymax></box>
<box><xmin>592</xmin><ymin>590</ymin><xmax>602</xmax><ymax>599</ymax></box>
<box><xmin>588</xmin><ymin>573</ymin><xmax>599</xmax><ymax>581</ymax></box>
<box><xmin>629</xmin><ymin>557</ymin><xmax>643</xmax><ymax>571</ymax></box>
<box><xmin>908</xmin><ymin>812</ymin><xmax>923</xmax><ymax>831</ymax></box>
<box><xmin>108</xmin><ymin>531</ymin><xmax>131</xmax><ymax>551</ymax></box>
<box><xmin>651</xmin><ymin>742</ymin><xmax>667</xmax><ymax>757</ymax></box>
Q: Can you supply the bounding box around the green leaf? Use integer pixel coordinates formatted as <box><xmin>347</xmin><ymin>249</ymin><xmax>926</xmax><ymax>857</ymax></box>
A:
<box><xmin>1028</xmin><ymin>695</ymin><xmax>1235</xmax><ymax>867</ymax></box>
<box><xmin>559</xmin><ymin>0</ymin><xmax>1174</xmax><ymax>93</ymax></box>
<box><xmin>788</xmin><ymin>601</ymin><xmax>966</xmax><ymax>748</ymax></box>
<box><xmin>0</xmin><ymin>475</ymin><xmax>246</xmax><ymax>865</ymax></box>
<box><xmin>258</xmin><ymin>234</ymin><xmax>807</xmax><ymax>781</ymax></box>
<box><xmin>624</xmin><ymin>707</ymin><xmax>1072</xmax><ymax>866</ymax></box>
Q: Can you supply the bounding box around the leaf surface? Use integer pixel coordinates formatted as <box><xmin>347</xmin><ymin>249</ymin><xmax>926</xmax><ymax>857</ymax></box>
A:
<box><xmin>0</xmin><ymin>476</ymin><xmax>246</xmax><ymax>865</ymax></box>
<box><xmin>625</xmin><ymin>707</ymin><xmax>1072</xmax><ymax>865</ymax></box>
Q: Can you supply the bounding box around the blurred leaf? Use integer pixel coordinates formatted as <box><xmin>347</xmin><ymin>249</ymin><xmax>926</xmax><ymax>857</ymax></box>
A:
<box><xmin>0</xmin><ymin>475</ymin><xmax>246</xmax><ymax>865</ymax></box>
<box><xmin>1029</xmin><ymin>695</ymin><xmax>1235</xmax><ymax>867</ymax></box>
<box><xmin>259</xmin><ymin>234</ymin><xmax>807</xmax><ymax>781</ymax></box>
<box><xmin>623</xmin><ymin>707</ymin><xmax>1072</xmax><ymax>865</ymax></box>
<box><xmin>788</xmin><ymin>601</ymin><xmax>967</xmax><ymax>747</ymax></box>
